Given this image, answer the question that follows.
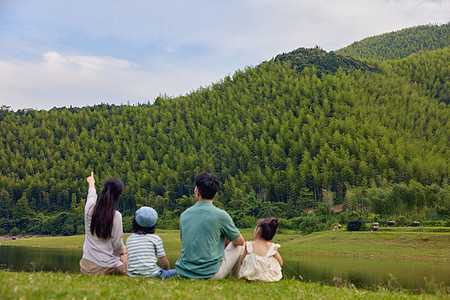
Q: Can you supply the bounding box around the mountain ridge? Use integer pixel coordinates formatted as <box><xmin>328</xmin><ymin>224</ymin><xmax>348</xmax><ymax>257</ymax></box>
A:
<box><xmin>336</xmin><ymin>22</ymin><xmax>450</xmax><ymax>61</ymax></box>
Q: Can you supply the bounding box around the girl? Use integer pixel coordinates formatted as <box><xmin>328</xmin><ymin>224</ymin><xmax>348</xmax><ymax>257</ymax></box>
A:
<box><xmin>238</xmin><ymin>218</ymin><xmax>283</xmax><ymax>282</ymax></box>
<box><xmin>126</xmin><ymin>206</ymin><xmax>177</xmax><ymax>279</ymax></box>
<box><xmin>80</xmin><ymin>172</ymin><xmax>128</xmax><ymax>275</ymax></box>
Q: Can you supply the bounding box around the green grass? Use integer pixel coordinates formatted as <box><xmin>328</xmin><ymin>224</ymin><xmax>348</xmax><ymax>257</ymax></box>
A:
<box><xmin>279</xmin><ymin>229</ymin><xmax>450</xmax><ymax>262</ymax></box>
<box><xmin>1</xmin><ymin>271</ymin><xmax>448</xmax><ymax>300</ymax></box>
<box><xmin>1</xmin><ymin>228</ymin><xmax>449</xmax><ymax>298</ymax></box>
<box><xmin>3</xmin><ymin>228</ymin><xmax>450</xmax><ymax>262</ymax></box>
<box><xmin>1</xmin><ymin>235</ymin><xmax>85</xmax><ymax>249</ymax></box>
<box><xmin>1</xmin><ymin>230</ymin><xmax>180</xmax><ymax>250</ymax></box>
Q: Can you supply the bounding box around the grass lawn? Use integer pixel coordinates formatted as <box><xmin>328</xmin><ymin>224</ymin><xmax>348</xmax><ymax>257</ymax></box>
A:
<box><xmin>1</xmin><ymin>228</ymin><xmax>449</xmax><ymax>298</ymax></box>
<box><xmin>3</xmin><ymin>227</ymin><xmax>449</xmax><ymax>262</ymax></box>
<box><xmin>279</xmin><ymin>228</ymin><xmax>450</xmax><ymax>262</ymax></box>
<box><xmin>1</xmin><ymin>271</ymin><xmax>448</xmax><ymax>299</ymax></box>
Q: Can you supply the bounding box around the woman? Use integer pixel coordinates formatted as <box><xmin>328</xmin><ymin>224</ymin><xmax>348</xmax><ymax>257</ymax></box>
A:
<box><xmin>80</xmin><ymin>172</ymin><xmax>128</xmax><ymax>275</ymax></box>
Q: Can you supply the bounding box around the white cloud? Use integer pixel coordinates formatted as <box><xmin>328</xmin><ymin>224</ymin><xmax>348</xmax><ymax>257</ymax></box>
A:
<box><xmin>0</xmin><ymin>52</ymin><xmax>217</xmax><ymax>110</ymax></box>
<box><xmin>42</xmin><ymin>51</ymin><xmax>137</xmax><ymax>70</ymax></box>
<box><xmin>230</xmin><ymin>0</ymin><xmax>450</xmax><ymax>52</ymax></box>
<box><xmin>1</xmin><ymin>0</ymin><xmax>449</xmax><ymax>110</ymax></box>
<box><xmin>69</xmin><ymin>55</ymin><xmax>137</xmax><ymax>70</ymax></box>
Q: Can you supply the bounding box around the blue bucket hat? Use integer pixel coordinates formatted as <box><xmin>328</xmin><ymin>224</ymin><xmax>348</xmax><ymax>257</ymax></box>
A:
<box><xmin>135</xmin><ymin>206</ymin><xmax>158</xmax><ymax>228</ymax></box>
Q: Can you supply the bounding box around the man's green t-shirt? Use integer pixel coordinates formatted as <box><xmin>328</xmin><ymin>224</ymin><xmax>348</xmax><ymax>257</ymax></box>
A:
<box><xmin>175</xmin><ymin>201</ymin><xmax>241</xmax><ymax>279</ymax></box>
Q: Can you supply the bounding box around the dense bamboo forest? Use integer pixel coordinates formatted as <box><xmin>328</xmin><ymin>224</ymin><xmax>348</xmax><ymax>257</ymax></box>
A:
<box><xmin>337</xmin><ymin>22</ymin><xmax>450</xmax><ymax>61</ymax></box>
<box><xmin>0</xmin><ymin>23</ymin><xmax>449</xmax><ymax>235</ymax></box>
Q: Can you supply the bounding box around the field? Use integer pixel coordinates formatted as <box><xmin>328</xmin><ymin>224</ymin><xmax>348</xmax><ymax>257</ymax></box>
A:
<box><xmin>3</xmin><ymin>227</ymin><xmax>449</xmax><ymax>262</ymax></box>
<box><xmin>279</xmin><ymin>227</ymin><xmax>450</xmax><ymax>262</ymax></box>
<box><xmin>1</xmin><ymin>228</ymin><xmax>449</xmax><ymax>299</ymax></box>
<box><xmin>1</xmin><ymin>272</ymin><xmax>448</xmax><ymax>300</ymax></box>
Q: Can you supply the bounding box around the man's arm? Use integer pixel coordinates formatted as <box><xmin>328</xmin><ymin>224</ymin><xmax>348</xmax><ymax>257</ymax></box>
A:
<box><xmin>232</xmin><ymin>234</ymin><xmax>245</xmax><ymax>246</ymax></box>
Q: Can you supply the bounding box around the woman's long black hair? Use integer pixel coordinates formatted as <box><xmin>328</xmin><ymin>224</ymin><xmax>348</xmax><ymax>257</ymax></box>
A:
<box><xmin>90</xmin><ymin>177</ymin><xmax>124</xmax><ymax>239</ymax></box>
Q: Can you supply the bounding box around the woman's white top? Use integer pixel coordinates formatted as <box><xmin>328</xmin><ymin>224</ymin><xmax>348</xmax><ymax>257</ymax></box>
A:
<box><xmin>81</xmin><ymin>188</ymin><xmax>125</xmax><ymax>268</ymax></box>
<box><xmin>238</xmin><ymin>241</ymin><xmax>282</xmax><ymax>282</ymax></box>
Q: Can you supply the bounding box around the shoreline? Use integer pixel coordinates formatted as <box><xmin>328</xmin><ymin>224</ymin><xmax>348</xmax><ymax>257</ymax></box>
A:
<box><xmin>0</xmin><ymin>234</ymin><xmax>52</xmax><ymax>242</ymax></box>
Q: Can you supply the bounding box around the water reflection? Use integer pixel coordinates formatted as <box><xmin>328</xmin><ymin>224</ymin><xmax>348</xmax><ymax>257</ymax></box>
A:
<box><xmin>282</xmin><ymin>256</ymin><xmax>450</xmax><ymax>290</ymax></box>
<box><xmin>1</xmin><ymin>246</ymin><xmax>449</xmax><ymax>290</ymax></box>
<box><xmin>0</xmin><ymin>246</ymin><xmax>81</xmax><ymax>273</ymax></box>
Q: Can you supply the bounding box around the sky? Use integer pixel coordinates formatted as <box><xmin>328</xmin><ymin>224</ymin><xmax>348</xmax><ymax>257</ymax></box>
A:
<box><xmin>0</xmin><ymin>0</ymin><xmax>449</xmax><ymax>111</ymax></box>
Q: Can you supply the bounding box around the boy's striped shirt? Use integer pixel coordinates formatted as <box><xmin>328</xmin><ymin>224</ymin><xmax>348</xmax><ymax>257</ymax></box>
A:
<box><xmin>126</xmin><ymin>233</ymin><xmax>166</xmax><ymax>277</ymax></box>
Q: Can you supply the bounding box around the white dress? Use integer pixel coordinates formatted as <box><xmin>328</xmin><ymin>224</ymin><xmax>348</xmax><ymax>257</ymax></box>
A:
<box><xmin>238</xmin><ymin>241</ymin><xmax>282</xmax><ymax>282</ymax></box>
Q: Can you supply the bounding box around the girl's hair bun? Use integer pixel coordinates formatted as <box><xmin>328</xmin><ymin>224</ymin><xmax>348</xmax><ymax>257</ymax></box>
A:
<box><xmin>271</xmin><ymin>218</ymin><xmax>280</xmax><ymax>227</ymax></box>
<box><xmin>257</xmin><ymin>218</ymin><xmax>280</xmax><ymax>241</ymax></box>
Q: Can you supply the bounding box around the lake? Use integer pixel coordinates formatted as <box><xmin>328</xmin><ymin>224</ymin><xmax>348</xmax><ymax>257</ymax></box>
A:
<box><xmin>283</xmin><ymin>256</ymin><xmax>449</xmax><ymax>290</ymax></box>
<box><xmin>1</xmin><ymin>246</ymin><xmax>448</xmax><ymax>290</ymax></box>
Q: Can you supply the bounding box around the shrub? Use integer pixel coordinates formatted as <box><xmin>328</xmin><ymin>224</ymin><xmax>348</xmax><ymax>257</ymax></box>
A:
<box><xmin>422</xmin><ymin>220</ymin><xmax>444</xmax><ymax>227</ymax></box>
<box><xmin>75</xmin><ymin>224</ymin><xmax>84</xmax><ymax>235</ymax></box>
<box><xmin>236</xmin><ymin>216</ymin><xmax>257</xmax><ymax>229</ymax></box>
<box><xmin>158</xmin><ymin>218</ymin><xmax>179</xmax><ymax>230</ymax></box>
<box><xmin>315</xmin><ymin>203</ymin><xmax>332</xmax><ymax>216</ymax></box>
<box><xmin>0</xmin><ymin>218</ymin><xmax>13</xmax><ymax>234</ymax></box>
<box><xmin>285</xmin><ymin>216</ymin><xmax>306</xmax><ymax>229</ymax></box>
<box><xmin>275</xmin><ymin>218</ymin><xmax>296</xmax><ymax>231</ymax></box>
<box><xmin>396</xmin><ymin>215</ymin><xmax>408</xmax><ymax>226</ymax></box>
<box><xmin>345</xmin><ymin>210</ymin><xmax>367</xmax><ymax>231</ymax></box>
<box><xmin>367</xmin><ymin>213</ymin><xmax>380</xmax><ymax>223</ymax></box>
<box><xmin>122</xmin><ymin>215</ymin><xmax>133</xmax><ymax>233</ymax></box>
<box><xmin>299</xmin><ymin>214</ymin><xmax>324</xmax><ymax>234</ymax></box>
<box><xmin>10</xmin><ymin>227</ymin><xmax>20</xmax><ymax>236</ymax></box>
<box><xmin>347</xmin><ymin>220</ymin><xmax>364</xmax><ymax>231</ymax></box>
<box><xmin>61</xmin><ymin>223</ymin><xmax>75</xmax><ymax>236</ymax></box>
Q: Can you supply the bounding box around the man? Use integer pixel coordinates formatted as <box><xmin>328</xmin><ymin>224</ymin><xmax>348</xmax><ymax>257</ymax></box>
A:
<box><xmin>175</xmin><ymin>171</ymin><xmax>245</xmax><ymax>279</ymax></box>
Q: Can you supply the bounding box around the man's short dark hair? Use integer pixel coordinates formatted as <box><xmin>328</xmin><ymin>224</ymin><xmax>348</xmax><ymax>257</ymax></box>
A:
<box><xmin>195</xmin><ymin>171</ymin><xmax>220</xmax><ymax>199</ymax></box>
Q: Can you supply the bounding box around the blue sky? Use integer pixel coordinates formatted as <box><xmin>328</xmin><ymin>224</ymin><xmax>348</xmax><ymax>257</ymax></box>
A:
<box><xmin>1</xmin><ymin>0</ymin><xmax>449</xmax><ymax>110</ymax></box>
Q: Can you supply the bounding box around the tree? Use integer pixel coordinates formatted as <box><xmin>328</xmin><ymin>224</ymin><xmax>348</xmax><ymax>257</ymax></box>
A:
<box><xmin>0</xmin><ymin>188</ymin><xmax>12</xmax><ymax>218</ymax></box>
<box><xmin>12</xmin><ymin>193</ymin><xmax>34</xmax><ymax>219</ymax></box>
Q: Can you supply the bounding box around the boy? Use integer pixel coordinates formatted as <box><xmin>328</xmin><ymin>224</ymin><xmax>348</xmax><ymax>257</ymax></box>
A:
<box><xmin>126</xmin><ymin>206</ymin><xmax>177</xmax><ymax>279</ymax></box>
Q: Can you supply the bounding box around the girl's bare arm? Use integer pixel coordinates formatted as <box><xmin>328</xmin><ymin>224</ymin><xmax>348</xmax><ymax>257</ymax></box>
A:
<box><xmin>273</xmin><ymin>250</ymin><xmax>283</xmax><ymax>266</ymax></box>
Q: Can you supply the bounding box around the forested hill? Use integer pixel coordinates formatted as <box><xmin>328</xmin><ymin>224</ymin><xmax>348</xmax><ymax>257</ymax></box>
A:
<box><xmin>0</xmin><ymin>24</ymin><xmax>449</xmax><ymax>235</ymax></box>
<box><xmin>337</xmin><ymin>22</ymin><xmax>450</xmax><ymax>61</ymax></box>
<box><xmin>273</xmin><ymin>47</ymin><xmax>377</xmax><ymax>75</ymax></box>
